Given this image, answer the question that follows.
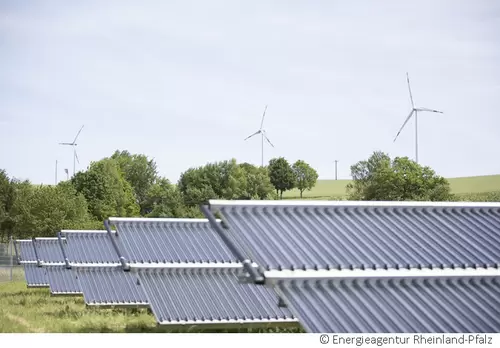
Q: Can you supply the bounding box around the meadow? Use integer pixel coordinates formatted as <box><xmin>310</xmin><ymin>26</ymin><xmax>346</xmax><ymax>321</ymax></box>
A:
<box><xmin>283</xmin><ymin>174</ymin><xmax>500</xmax><ymax>200</ymax></box>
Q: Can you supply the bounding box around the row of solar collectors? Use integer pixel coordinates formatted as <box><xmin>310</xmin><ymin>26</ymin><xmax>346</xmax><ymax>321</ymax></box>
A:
<box><xmin>203</xmin><ymin>200</ymin><xmax>500</xmax><ymax>333</ymax></box>
<box><xmin>14</xmin><ymin>217</ymin><xmax>298</xmax><ymax>329</ymax></box>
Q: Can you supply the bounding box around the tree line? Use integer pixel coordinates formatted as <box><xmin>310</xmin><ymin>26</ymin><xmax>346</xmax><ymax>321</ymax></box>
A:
<box><xmin>0</xmin><ymin>151</ymin><xmax>319</xmax><ymax>241</ymax></box>
<box><xmin>0</xmin><ymin>150</ymin><xmax>497</xmax><ymax>242</ymax></box>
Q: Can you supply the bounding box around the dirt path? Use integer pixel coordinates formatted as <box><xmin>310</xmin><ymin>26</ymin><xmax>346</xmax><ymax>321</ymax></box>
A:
<box><xmin>4</xmin><ymin>313</ymin><xmax>45</xmax><ymax>333</ymax></box>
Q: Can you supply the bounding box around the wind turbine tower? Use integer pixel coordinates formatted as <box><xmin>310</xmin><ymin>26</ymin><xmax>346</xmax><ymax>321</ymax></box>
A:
<box><xmin>244</xmin><ymin>105</ymin><xmax>275</xmax><ymax>167</ymax></box>
<box><xmin>393</xmin><ymin>73</ymin><xmax>443</xmax><ymax>163</ymax></box>
<box><xmin>59</xmin><ymin>125</ymin><xmax>84</xmax><ymax>176</ymax></box>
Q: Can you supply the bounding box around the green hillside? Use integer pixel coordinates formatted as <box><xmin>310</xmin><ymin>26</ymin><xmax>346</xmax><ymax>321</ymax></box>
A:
<box><xmin>283</xmin><ymin>174</ymin><xmax>500</xmax><ymax>200</ymax></box>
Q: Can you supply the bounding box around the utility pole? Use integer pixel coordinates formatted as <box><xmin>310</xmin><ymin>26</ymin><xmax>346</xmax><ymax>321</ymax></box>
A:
<box><xmin>55</xmin><ymin>160</ymin><xmax>58</xmax><ymax>185</ymax></box>
<box><xmin>334</xmin><ymin>160</ymin><xmax>339</xmax><ymax>180</ymax></box>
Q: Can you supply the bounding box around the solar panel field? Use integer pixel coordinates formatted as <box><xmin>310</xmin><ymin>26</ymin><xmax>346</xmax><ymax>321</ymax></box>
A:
<box><xmin>1</xmin><ymin>199</ymin><xmax>500</xmax><ymax>333</ymax></box>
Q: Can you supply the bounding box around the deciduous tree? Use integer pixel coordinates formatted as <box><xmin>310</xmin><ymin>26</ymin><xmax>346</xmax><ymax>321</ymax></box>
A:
<box><xmin>239</xmin><ymin>163</ymin><xmax>274</xmax><ymax>200</ymax></box>
<box><xmin>268</xmin><ymin>157</ymin><xmax>295</xmax><ymax>199</ymax></box>
<box><xmin>111</xmin><ymin>150</ymin><xmax>158</xmax><ymax>214</ymax></box>
<box><xmin>347</xmin><ymin>151</ymin><xmax>452</xmax><ymax>201</ymax></box>
<box><xmin>0</xmin><ymin>170</ymin><xmax>17</xmax><ymax>242</ymax></box>
<box><xmin>178</xmin><ymin>159</ymin><xmax>248</xmax><ymax>206</ymax></box>
<box><xmin>292</xmin><ymin>160</ymin><xmax>319</xmax><ymax>198</ymax></box>
<box><xmin>71</xmin><ymin>158</ymin><xmax>140</xmax><ymax>220</ymax></box>
<box><xmin>143</xmin><ymin>177</ymin><xmax>191</xmax><ymax>217</ymax></box>
<box><xmin>9</xmin><ymin>181</ymin><xmax>97</xmax><ymax>238</ymax></box>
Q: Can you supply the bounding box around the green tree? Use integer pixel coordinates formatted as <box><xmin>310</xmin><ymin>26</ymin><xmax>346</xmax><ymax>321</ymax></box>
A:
<box><xmin>71</xmin><ymin>158</ymin><xmax>140</xmax><ymax>221</ymax></box>
<box><xmin>177</xmin><ymin>167</ymin><xmax>217</xmax><ymax>207</ymax></box>
<box><xmin>268</xmin><ymin>157</ymin><xmax>296</xmax><ymax>199</ymax></box>
<box><xmin>9</xmin><ymin>181</ymin><xmax>97</xmax><ymax>238</ymax></box>
<box><xmin>178</xmin><ymin>159</ymin><xmax>248</xmax><ymax>206</ymax></box>
<box><xmin>143</xmin><ymin>177</ymin><xmax>187</xmax><ymax>218</ymax></box>
<box><xmin>347</xmin><ymin>151</ymin><xmax>452</xmax><ymax>201</ymax></box>
<box><xmin>0</xmin><ymin>170</ymin><xmax>17</xmax><ymax>242</ymax></box>
<box><xmin>239</xmin><ymin>163</ymin><xmax>274</xmax><ymax>200</ymax></box>
<box><xmin>111</xmin><ymin>150</ymin><xmax>158</xmax><ymax>214</ymax></box>
<box><xmin>292</xmin><ymin>160</ymin><xmax>319</xmax><ymax>198</ymax></box>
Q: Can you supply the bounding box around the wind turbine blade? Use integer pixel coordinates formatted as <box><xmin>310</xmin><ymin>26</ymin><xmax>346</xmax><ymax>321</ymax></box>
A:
<box><xmin>406</xmin><ymin>72</ymin><xmax>415</xmax><ymax>109</ymax></box>
<box><xmin>244</xmin><ymin>130</ymin><xmax>261</xmax><ymax>140</ymax></box>
<box><xmin>259</xmin><ymin>105</ymin><xmax>268</xmax><ymax>129</ymax></box>
<box><xmin>72</xmin><ymin>125</ymin><xmax>84</xmax><ymax>144</ymax></box>
<box><xmin>74</xmin><ymin>150</ymin><xmax>80</xmax><ymax>164</ymax></box>
<box><xmin>59</xmin><ymin>143</ymin><xmax>72</xmax><ymax>145</ymax></box>
<box><xmin>416</xmin><ymin>107</ymin><xmax>443</xmax><ymax>113</ymax></box>
<box><xmin>263</xmin><ymin>132</ymin><xmax>274</xmax><ymax>147</ymax></box>
<box><xmin>393</xmin><ymin>109</ymin><xmax>415</xmax><ymax>142</ymax></box>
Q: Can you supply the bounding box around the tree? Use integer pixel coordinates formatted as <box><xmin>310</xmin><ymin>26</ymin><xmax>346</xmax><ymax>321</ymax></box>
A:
<box><xmin>239</xmin><ymin>163</ymin><xmax>274</xmax><ymax>200</ymax></box>
<box><xmin>0</xmin><ymin>170</ymin><xmax>17</xmax><ymax>242</ymax></box>
<box><xmin>292</xmin><ymin>160</ymin><xmax>319</xmax><ymax>198</ymax></box>
<box><xmin>178</xmin><ymin>159</ymin><xmax>248</xmax><ymax>206</ymax></box>
<box><xmin>9</xmin><ymin>181</ymin><xmax>97</xmax><ymax>238</ymax></box>
<box><xmin>143</xmin><ymin>177</ymin><xmax>189</xmax><ymax>218</ymax></box>
<box><xmin>111</xmin><ymin>150</ymin><xmax>158</xmax><ymax>214</ymax></box>
<box><xmin>177</xmin><ymin>167</ymin><xmax>217</xmax><ymax>207</ymax></box>
<box><xmin>347</xmin><ymin>151</ymin><xmax>452</xmax><ymax>201</ymax></box>
<box><xmin>71</xmin><ymin>158</ymin><xmax>140</xmax><ymax>221</ymax></box>
<box><xmin>268</xmin><ymin>157</ymin><xmax>296</xmax><ymax>199</ymax></box>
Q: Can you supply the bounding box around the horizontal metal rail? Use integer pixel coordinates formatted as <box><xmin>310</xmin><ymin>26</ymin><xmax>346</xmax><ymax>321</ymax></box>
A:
<box><xmin>108</xmin><ymin>217</ymin><xmax>221</xmax><ymax>223</ymax></box>
<box><xmin>60</xmin><ymin>230</ymin><xmax>113</xmax><ymax>234</ymax></box>
<box><xmin>69</xmin><ymin>263</ymin><xmax>122</xmax><ymax>269</ymax></box>
<box><xmin>208</xmin><ymin>199</ymin><xmax>500</xmax><ymax>209</ymax></box>
<box><xmin>263</xmin><ymin>267</ymin><xmax>500</xmax><ymax>285</ymax></box>
<box><xmin>129</xmin><ymin>262</ymin><xmax>247</xmax><ymax>271</ymax></box>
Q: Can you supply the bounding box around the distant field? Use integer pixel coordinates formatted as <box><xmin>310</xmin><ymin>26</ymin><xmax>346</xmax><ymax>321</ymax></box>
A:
<box><xmin>283</xmin><ymin>174</ymin><xmax>500</xmax><ymax>200</ymax></box>
<box><xmin>446</xmin><ymin>175</ymin><xmax>500</xmax><ymax>194</ymax></box>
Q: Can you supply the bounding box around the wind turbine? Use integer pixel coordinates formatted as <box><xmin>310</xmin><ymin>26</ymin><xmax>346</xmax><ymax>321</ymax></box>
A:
<box><xmin>393</xmin><ymin>73</ymin><xmax>443</xmax><ymax>163</ymax></box>
<box><xmin>244</xmin><ymin>105</ymin><xmax>275</xmax><ymax>167</ymax></box>
<box><xmin>59</xmin><ymin>125</ymin><xmax>84</xmax><ymax>176</ymax></box>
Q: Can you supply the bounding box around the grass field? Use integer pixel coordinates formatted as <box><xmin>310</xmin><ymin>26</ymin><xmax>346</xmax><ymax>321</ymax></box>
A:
<box><xmin>0</xmin><ymin>281</ymin><xmax>302</xmax><ymax>333</ymax></box>
<box><xmin>283</xmin><ymin>174</ymin><xmax>500</xmax><ymax>200</ymax></box>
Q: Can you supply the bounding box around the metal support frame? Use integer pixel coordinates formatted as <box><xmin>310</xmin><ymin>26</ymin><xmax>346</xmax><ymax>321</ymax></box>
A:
<box><xmin>200</xmin><ymin>205</ymin><xmax>264</xmax><ymax>284</ymax></box>
<box><xmin>12</xmin><ymin>238</ymin><xmax>21</xmax><ymax>265</ymax></box>
<box><xmin>208</xmin><ymin>199</ymin><xmax>500</xmax><ymax>209</ymax></box>
<box><xmin>57</xmin><ymin>232</ymin><xmax>72</xmax><ymax>269</ymax></box>
<box><xmin>262</xmin><ymin>267</ymin><xmax>500</xmax><ymax>286</ymax></box>
<box><xmin>8</xmin><ymin>236</ymin><xmax>13</xmax><ymax>281</ymax></box>
<box><xmin>70</xmin><ymin>263</ymin><xmax>127</xmax><ymax>269</ymax></box>
<box><xmin>129</xmin><ymin>262</ymin><xmax>245</xmax><ymax>271</ymax></box>
<box><xmin>31</xmin><ymin>237</ymin><xmax>42</xmax><ymax>267</ymax></box>
<box><xmin>277</xmin><ymin>296</ymin><xmax>287</xmax><ymax>308</ymax></box>
<box><xmin>104</xmin><ymin>219</ymin><xmax>130</xmax><ymax>271</ymax></box>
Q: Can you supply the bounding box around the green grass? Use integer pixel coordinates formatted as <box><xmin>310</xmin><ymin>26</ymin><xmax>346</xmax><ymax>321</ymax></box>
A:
<box><xmin>0</xmin><ymin>281</ymin><xmax>302</xmax><ymax>333</ymax></box>
<box><xmin>283</xmin><ymin>174</ymin><xmax>500</xmax><ymax>200</ymax></box>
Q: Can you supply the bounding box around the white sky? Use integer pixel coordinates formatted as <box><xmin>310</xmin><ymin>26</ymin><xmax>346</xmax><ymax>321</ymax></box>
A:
<box><xmin>1</xmin><ymin>0</ymin><xmax>499</xmax><ymax>184</ymax></box>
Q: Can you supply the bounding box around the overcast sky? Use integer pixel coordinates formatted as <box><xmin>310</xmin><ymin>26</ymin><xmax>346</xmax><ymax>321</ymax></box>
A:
<box><xmin>1</xmin><ymin>0</ymin><xmax>499</xmax><ymax>184</ymax></box>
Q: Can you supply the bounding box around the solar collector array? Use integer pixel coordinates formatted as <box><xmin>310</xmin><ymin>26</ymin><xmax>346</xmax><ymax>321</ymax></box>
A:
<box><xmin>60</xmin><ymin>230</ymin><xmax>149</xmax><ymax>307</ymax></box>
<box><xmin>108</xmin><ymin>217</ymin><xmax>297</xmax><ymax>327</ymax></box>
<box><xmin>205</xmin><ymin>200</ymin><xmax>500</xmax><ymax>333</ymax></box>
<box><xmin>15</xmin><ymin>239</ymin><xmax>49</xmax><ymax>288</ymax></box>
<box><xmin>13</xmin><ymin>200</ymin><xmax>500</xmax><ymax>333</ymax></box>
